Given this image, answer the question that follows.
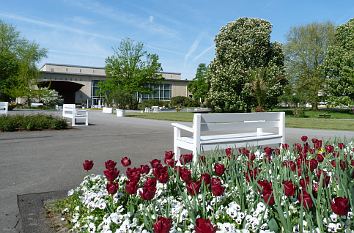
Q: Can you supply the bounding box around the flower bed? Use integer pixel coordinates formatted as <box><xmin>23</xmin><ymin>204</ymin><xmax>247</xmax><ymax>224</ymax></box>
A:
<box><xmin>60</xmin><ymin>137</ymin><xmax>353</xmax><ymax>232</ymax></box>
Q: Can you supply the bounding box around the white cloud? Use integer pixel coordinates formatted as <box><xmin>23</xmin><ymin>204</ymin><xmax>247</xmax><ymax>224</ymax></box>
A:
<box><xmin>149</xmin><ymin>15</ymin><xmax>154</xmax><ymax>24</ymax></box>
<box><xmin>71</xmin><ymin>16</ymin><xmax>95</xmax><ymax>25</ymax></box>
<box><xmin>64</xmin><ymin>0</ymin><xmax>178</xmax><ymax>38</ymax></box>
<box><xmin>0</xmin><ymin>12</ymin><xmax>118</xmax><ymax>42</ymax></box>
<box><xmin>192</xmin><ymin>45</ymin><xmax>213</xmax><ymax>62</ymax></box>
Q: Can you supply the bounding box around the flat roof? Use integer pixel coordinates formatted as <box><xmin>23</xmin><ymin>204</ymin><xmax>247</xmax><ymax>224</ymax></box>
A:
<box><xmin>40</xmin><ymin>63</ymin><xmax>181</xmax><ymax>75</ymax></box>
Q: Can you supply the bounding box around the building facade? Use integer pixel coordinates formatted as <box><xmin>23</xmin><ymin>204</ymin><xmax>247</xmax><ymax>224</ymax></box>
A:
<box><xmin>39</xmin><ymin>63</ymin><xmax>190</xmax><ymax>106</ymax></box>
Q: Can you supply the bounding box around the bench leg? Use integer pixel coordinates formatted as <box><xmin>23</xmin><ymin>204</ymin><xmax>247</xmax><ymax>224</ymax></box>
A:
<box><xmin>72</xmin><ymin>117</ymin><xmax>75</xmax><ymax>126</ymax></box>
<box><xmin>85</xmin><ymin>117</ymin><xmax>88</xmax><ymax>126</ymax></box>
<box><xmin>174</xmin><ymin>146</ymin><xmax>181</xmax><ymax>161</ymax></box>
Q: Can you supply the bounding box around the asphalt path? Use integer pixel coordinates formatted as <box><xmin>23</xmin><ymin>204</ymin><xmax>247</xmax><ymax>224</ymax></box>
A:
<box><xmin>0</xmin><ymin>110</ymin><xmax>353</xmax><ymax>232</ymax></box>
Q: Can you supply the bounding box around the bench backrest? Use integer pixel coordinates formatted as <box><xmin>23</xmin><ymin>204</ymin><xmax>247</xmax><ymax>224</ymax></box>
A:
<box><xmin>194</xmin><ymin>112</ymin><xmax>285</xmax><ymax>134</ymax></box>
<box><xmin>62</xmin><ymin>104</ymin><xmax>76</xmax><ymax>118</ymax></box>
<box><xmin>0</xmin><ymin>102</ymin><xmax>9</xmax><ymax>115</ymax></box>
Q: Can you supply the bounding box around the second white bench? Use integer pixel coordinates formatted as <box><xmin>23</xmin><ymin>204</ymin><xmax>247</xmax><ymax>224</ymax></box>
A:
<box><xmin>171</xmin><ymin>112</ymin><xmax>285</xmax><ymax>162</ymax></box>
<box><xmin>62</xmin><ymin>104</ymin><xmax>88</xmax><ymax>126</ymax></box>
<box><xmin>0</xmin><ymin>102</ymin><xmax>8</xmax><ymax>116</ymax></box>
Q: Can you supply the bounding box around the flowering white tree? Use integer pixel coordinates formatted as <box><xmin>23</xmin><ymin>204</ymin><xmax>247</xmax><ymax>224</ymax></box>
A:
<box><xmin>207</xmin><ymin>18</ymin><xmax>286</xmax><ymax>112</ymax></box>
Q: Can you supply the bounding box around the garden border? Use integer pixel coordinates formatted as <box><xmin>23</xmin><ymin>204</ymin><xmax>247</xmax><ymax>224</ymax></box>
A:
<box><xmin>17</xmin><ymin>190</ymin><xmax>67</xmax><ymax>233</ymax></box>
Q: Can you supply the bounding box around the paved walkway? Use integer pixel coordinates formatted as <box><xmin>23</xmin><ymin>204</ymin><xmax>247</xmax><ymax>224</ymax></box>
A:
<box><xmin>0</xmin><ymin>110</ymin><xmax>353</xmax><ymax>232</ymax></box>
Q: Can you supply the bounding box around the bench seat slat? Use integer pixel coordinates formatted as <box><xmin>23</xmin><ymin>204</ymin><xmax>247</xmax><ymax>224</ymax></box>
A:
<box><xmin>201</xmin><ymin>121</ymin><xmax>279</xmax><ymax>131</ymax></box>
<box><xmin>201</xmin><ymin>112</ymin><xmax>282</xmax><ymax>123</ymax></box>
<box><xmin>178</xmin><ymin>132</ymin><xmax>281</xmax><ymax>145</ymax></box>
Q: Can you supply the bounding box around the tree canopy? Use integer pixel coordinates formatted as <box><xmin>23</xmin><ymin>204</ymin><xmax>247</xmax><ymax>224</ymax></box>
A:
<box><xmin>207</xmin><ymin>18</ymin><xmax>286</xmax><ymax>112</ymax></box>
<box><xmin>188</xmin><ymin>63</ymin><xmax>209</xmax><ymax>104</ymax></box>
<box><xmin>283</xmin><ymin>22</ymin><xmax>335</xmax><ymax>109</ymax></box>
<box><xmin>323</xmin><ymin>18</ymin><xmax>354</xmax><ymax>107</ymax></box>
<box><xmin>0</xmin><ymin>21</ymin><xmax>47</xmax><ymax>101</ymax></box>
<box><xmin>100</xmin><ymin>38</ymin><xmax>162</xmax><ymax>109</ymax></box>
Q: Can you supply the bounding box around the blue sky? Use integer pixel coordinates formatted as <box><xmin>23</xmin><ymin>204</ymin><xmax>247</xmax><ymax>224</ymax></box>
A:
<box><xmin>0</xmin><ymin>0</ymin><xmax>353</xmax><ymax>79</ymax></box>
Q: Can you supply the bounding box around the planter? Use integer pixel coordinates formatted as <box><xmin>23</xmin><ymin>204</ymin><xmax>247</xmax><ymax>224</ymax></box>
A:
<box><xmin>116</xmin><ymin>109</ymin><xmax>125</xmax><ymax>117</ymax></box>
<box><xmin>102</xmin><ymin>107</ymin><xmax>113</xmax><ymax>114</ymax></box>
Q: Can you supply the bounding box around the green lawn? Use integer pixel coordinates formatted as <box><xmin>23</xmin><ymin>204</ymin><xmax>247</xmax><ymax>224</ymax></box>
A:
<box><xmin>126</xmin><ymin>112</ymin><xmax>354</xmax><ymax>131</ymax></box>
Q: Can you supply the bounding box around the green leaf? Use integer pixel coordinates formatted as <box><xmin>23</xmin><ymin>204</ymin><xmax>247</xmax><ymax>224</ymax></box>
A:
<box><xmin>268</xmin><ymin>218</ymin><xmax>280</xmax><ymax>232</ymax></box>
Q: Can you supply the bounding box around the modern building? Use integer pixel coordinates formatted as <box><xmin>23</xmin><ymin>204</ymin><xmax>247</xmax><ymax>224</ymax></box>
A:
<box><xmin>39</xmin><ymin>63</ymin><xmax>190</xmax><ymax>106</ymax></box>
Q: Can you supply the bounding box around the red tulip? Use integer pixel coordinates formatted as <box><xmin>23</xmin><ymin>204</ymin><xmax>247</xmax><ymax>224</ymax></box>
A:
<box><xmin>331</xmin><ymin>197</ymin><xmax>350</xmax><ymax>216</ymax></box>
<box><xmin>164</xmin><ymin>158</ymin><xmax>176</xmax><ymax>167</ymax></box>
<box><xmin>186</xmin><ymin>180</ymin><xmax>201</xmax><ymax>196</ymax></box>
<box><xmin>125</xmin><ymin>179</ymin><xmax>138</xmax><ymax>195</ymax></box>
<box><xmin>299</xmin><ymin>176</ymin><xmax>310</xmax><ymax>189</ymax></box>
<box><xmin>180</xmin><ymin>153</ymin><xmax>193</xmax><ymax>164</ymax></box>
<box><xmin>126</xmin><ymin>167</ymin><xmax>141</xmax><ymax>182</ymax></box>
<box><xmin>225</xmin><ymin>147</ymin><xmax>232</xmax><ymax>158</ymax></box>
<box><xmin>200</xmin><ymin>173</ymin><xmax>211</xmax><ymax>186</ymax></box>
<box><xmin>140</xmin><ymin>164</ymin><xmax>150</xmax><ymax>174</ymax></box>
<box><xmin>338</xmin><ymin>143</ymin><xmax>345</xmax><ymax>149</ymax></box>
<box><xmin>154</xmin><ymin>216</ymin><xmax>172</xmax><ymax>233</ymax></box>
<box><xmin>150</xmin><ymin>159</ymin><xmax>161</xmax><ymax>168</ymax></box>
<box><xmin>283</xmin><ymin>180</ymin><xmax>296</xmax><ymax>196</ymax></box>
<box><xmin>214</xmin><ymin>163</ymin><xmax>225</xmax><ymax>176</ymax></box>
<box><xmin>164</xmin><ymin>151</ymin><xmax>174</xmax><ymax>160</ymax></box>
<box><xmin>106</xmin><ymin>182</ymin><xmax>119</xmax><ymax>195</ymax></box>
<box><xmin>298</xmin><ymin>190</ymin><xmax>313</xmax><ymax>209</ymax></box>
<box><xmin>121</xmin><ymin>156</ymin><xmax>131</xmax><ymax>167</ymax></box>
<box><xmin>301</xmin><ymin>136</ymin><xmax>308</xmax><ymax>142</ymax></box>
<box><xmin>211</xmin><ymin>177</ymin><xmax>222</xmax><ymax>186</ymax></box>
<box><xmin>281</xmin><ymin>143</ymin><xmax>289</xmax><ymax>149</ymax></box>
<box><xmin>177</xmin><ymin>167</ymin><xmax>192</xmax><ymax>183</ymax></box>
<box><xmin>153</xmin><ymin>166</ymin><xmax>169</xmax><ymax>183</ymax></box>
<box><xmin>264</xmin><ymin>147</ymin><xmax>273</xmax><ymax>156</ymax></box>
<box><xmin>195</xmin><ymin>218</ymin><xmax>217</xmax><ymax>233</ymax></box>
<box><xmin>325</xmin><ymin>145</ymin><xmax>334</xmax><ymax>153</ymax></box>
<box><xmin>144</xmin><ymin>177</ymin><xmax>157</xmax><ymax>188</ymax></box>
<box><xmin>139</xmin><ymin>186</ymin><xmax>156</xmax><ymax>200</ymax></box>
<box><xmin>105</xmin><ymin>160</ymin><xmax>117</xmax><ymax>170</ymax></box>
<box><xmin>211</xmin><ymin>183</ymin><xmax>225</xmax><ymax>196</ymax></box>
<box><xmin>307</xmin><ymin>159</ymin><xmax>318</xmax><ymax>172</ymax></box>
<box><xmin>104</xmin><ymin>168</ymin><xmax>119</xmax><ymax>182</ymax></box>
<box><xmin>262</xmin><ymin>189</ymin><xmax>275</xmax><ymax>206</ymax></box>
<box><xmin>316</xmin><ymin>153</ymin><xmax>324</xmax><ymax>162</ymax></box>
<box><xmin>257</xmin><ymin>180</ymin><xmax>272</xmax><ymax>193</ymax></box>
<box><xmin>83</xmin><ymin>160</ymin><xmax>94</xmax><ymax>171</ymax></box>
<box><xmin>283</xmin><ymin>160</ymin><xmax>296</xmax><ymax>172</ymax></box>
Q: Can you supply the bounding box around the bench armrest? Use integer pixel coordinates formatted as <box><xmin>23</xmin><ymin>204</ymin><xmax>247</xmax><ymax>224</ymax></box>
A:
<box><xmin>171</xmin><ymin>123</ymin><xmax>194</xmax><ymax>133</ymax></box>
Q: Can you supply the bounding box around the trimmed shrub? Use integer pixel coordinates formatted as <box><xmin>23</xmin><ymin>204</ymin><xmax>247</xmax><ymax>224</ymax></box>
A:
<box><xmin>170</xmin><ymin>96</ymin><xmax>200</xmax><ymax>108</ymax></box>
<box><xmin>138</xmin><ymin>100</ymin><xmax>166</xmax><ymax>110</ymax></box>
<box><xmin>0</xmin><ymin>114</ymin><xmax>68</xmax><ymax>132</ymax></box>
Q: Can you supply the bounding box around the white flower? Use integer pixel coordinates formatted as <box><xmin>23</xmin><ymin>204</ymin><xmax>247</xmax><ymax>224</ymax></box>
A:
<box><xmin>330</xmin><ymin>213</ymin><xmax>338</xmax><ymax>223</ymax></box>
<box><xmin>88</xmin><ymin>222</ymin><xmax>96</xmax><ymax>233</ymax></box>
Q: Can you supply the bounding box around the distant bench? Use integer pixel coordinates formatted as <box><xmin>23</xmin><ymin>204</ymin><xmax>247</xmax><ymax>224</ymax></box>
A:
<box><xmin>30</xmin><ymin>103</ymin><xmax>44</xmax><ymax>108</ymax></box>
<box><xmin>0</xmin><ymin>102</ymin><xmax>8</xmax><ymax>116</ymax></box>
<box><xmin>62</xmin><ymin>104</ymin><xmax>88</xmax><ymax>126</ymax></box>
<box><xmin>172</xmin><ymin>112</ymin><xmax>285</xmax><ymax>162</ymax></box>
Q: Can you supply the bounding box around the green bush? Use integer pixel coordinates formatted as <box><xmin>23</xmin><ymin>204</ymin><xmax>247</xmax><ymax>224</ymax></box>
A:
<box><xmin>0</xmin><ymin>114</ymin><xmax>68</xmax><ymax>132</ymax></box>
<box><xmin>170</xmin><ymin>96</ymin><xmax>200</xmax><ymax>108</ymax></box>
<box><xmin>138</xmin><ymin>100</ymin><xmax>166</xmax><ymax>110</ymax></box>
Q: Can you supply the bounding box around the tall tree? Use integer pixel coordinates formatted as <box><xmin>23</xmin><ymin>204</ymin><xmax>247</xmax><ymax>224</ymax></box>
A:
<box><xmin>188</xmin><ymin>63</ymin><xmax>209</xmax><ymax>104</ymax></box>
<box><xmin>323</xmin><ymin>18</ymin><xmax>354</xmax><ymax>107</ymax></box>
<box><xmin>0</xmin><ymin>21</ymin><xmax>46</xmax><ymax>102</ymax></box>
<box><xmin>100</xmin><ymin>38</ymin><xmax>162</xmax><ymax>109</ymax></box>
<box><xmin>207</xmin><ymin>18</ymin><xmax>286</xmax><ymax>112</ymax></box>
<box><xmin>284</xmin><ymin>22</ymin><xmax>335</xmax><ymax>109</ymax></box>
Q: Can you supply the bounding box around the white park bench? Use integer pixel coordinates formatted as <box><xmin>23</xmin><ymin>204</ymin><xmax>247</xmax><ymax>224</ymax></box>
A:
<box><xmin>62</xmin><ymin>104</ymin><xmax>88</xmax><ymax>126</ymax></box>
<box><xmin>171</xmin><ymin>112</ymin><xmax>285</xmax><ymax>162</ymax></box>
<box><xmin>0</xmin><ymin>102</ymin><xmax>9</xmax><ymax>116</ymax></box>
